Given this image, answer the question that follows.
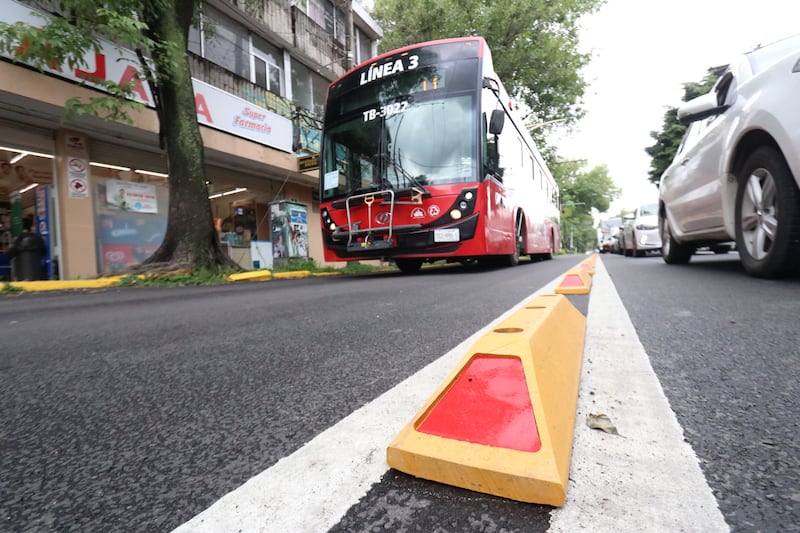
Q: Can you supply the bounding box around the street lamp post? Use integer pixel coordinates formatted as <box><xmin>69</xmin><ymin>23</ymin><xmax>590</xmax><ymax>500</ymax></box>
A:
<box><xmin>561</xmin><ymin>202</ymin><xmax>585</xmax><ymax>252</ymax></box>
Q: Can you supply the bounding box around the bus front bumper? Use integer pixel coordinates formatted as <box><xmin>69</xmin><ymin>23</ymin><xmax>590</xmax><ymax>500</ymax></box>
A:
<box><xmin>324</xmin><ymin>213</ymin><xmax>479</xmax><ymax>259</ymax></box>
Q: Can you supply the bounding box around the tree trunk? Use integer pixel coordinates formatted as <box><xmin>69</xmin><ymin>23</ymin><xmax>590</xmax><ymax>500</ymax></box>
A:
<box><xmin>137</xmin><ymin>0</ymin><xmax>240</xmax><ymax>273</ymax></box>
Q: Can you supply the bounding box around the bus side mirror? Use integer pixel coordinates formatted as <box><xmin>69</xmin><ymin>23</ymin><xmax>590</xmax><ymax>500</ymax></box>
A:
<box><xmin>489</xmin><ymin>109</ymin><xmax>505</xmax><ymax>135</ymax></box>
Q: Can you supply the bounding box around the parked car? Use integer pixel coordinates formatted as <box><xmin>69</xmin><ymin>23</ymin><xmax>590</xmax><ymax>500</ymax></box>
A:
<box><xmin>622</xmin><ymin>203</ymin><xmax>662</xmax><ymax>257</ymax></box>
<box><xmin>600</xmin><ymin>235</ymin><xmax>613</xmax><ymax>253</ymax></box>
<box><xmin>610</xmin><ymin>234</ymin><xmax>622</xmax><ymax>255</ymax></box>
<box><xmin>598</xmin><ymin>217</ymin><xmax>622</xmax><ymax>253</ymax></box>
<box><xmin>658</xmin><ymin>34</ymin><xmax>800</xmax><ymax>277</ymax></box>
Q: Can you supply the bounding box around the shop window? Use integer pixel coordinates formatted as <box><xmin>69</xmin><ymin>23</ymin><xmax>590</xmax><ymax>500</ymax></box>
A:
<box><xmin>92</xmin><ymin>169</ymin><xmax>169</xmax><ymax>273</ymax></box>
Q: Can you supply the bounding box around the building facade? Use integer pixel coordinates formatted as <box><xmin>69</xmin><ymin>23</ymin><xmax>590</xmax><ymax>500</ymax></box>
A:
<box><xmin>0</xmin><ymin>0</ymin><xmax>382</xmax><ymax>279</ymax></box>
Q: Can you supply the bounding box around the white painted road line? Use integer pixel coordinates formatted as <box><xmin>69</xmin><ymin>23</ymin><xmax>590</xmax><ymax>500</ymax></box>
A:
<box><xmin>173</xmin><ymin>259</ymin><xmax>727</xmax><ymax>532</ymax></box>
<box><xmin>549</xmin><ymin>258</ymin><xmax>727</xmax><ymax>532</ymax></box>
<box><xmin>172</xmin><ymin>278</ymin><xmax>561</xmax><ymax>533</ymax></box>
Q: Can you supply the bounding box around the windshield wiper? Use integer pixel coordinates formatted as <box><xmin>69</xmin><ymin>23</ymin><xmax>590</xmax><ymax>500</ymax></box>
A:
<box><xmin>375</xmin><ymin>151</ymin><xmax>427</xmax><ymax>194</ymax></box>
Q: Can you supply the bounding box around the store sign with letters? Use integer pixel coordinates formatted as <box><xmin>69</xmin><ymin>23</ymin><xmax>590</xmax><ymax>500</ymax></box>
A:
<box><xmin>2</xmin><ymin>1</ymin><xmax>292</xmax><ymax>154</ymax></box>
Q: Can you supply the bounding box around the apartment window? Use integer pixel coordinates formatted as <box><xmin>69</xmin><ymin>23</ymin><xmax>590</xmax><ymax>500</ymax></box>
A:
<box><xmin>355</xmin><ymin>27</ymin><xmax>374</xmax><ymax>64</ymax></box>
<box><xmin>192</xmin><ymin>5</ymin><xmax>250</xmax><ymax>79</ymax></box>
<box><xmin>291</xmin><ymin>61</ymin><xmax>328</xmax><ymax>115</ymax></box>
<box><xmin>252</xmin><ymin>36</ymin><xmax>283</xmax><ymax>95</ymax></box>
<box><xmin>188</xmin><ymin>23</ymin><xmax>202</xmax><ymax>55</ymax></box>
<box><xmin>303</xmin><ymin>0</ymin><xmax>345</xmax><ymax>44</ymax></box>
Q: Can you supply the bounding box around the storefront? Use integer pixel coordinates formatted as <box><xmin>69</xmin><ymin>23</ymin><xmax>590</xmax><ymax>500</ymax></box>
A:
<box><xmin>0</xmin><ymin>115</ymin><xmax>318</xmax><ymax>281</ymax></box>
<box><xmin>0</xmin><ymin>122</ymin><xmax>58</xmax><ymax>280</ymax></box>
<box><xmin>0</xmin><ymin>0</ymin><xmax>345</xmax><ymax>281</ymax></box>
<box><xmin>0</xmin><ymin>52</ymin><xmax>325</xmax><ymax>281</ymax></box>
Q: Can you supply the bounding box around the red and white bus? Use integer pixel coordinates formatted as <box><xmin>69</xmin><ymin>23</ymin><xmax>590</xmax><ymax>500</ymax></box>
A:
<box><xmin>319</xmin><ymin>37</ymin><xmax>561</xmax><ymax>273</ymax></box>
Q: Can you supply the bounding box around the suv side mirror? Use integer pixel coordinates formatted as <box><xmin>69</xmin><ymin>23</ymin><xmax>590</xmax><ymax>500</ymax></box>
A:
<box><xmin>677</xmin><ymin>92</ymin><xmax>729</xmax><ymax>124</ymax></box>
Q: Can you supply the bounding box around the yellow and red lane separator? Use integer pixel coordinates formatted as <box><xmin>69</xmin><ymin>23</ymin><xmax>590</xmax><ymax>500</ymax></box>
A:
<box><xmin>579</xmin><ymin>254</ymin><xmax>597</xmax><ymax>275</ymax></box>
<box><xmin>386</xmin><ymin>291</ymin><xmax>587</xmax><ymax>506</ymax></box>
<box><xmin>554</xmin><ymin>264</ymin><xmax>592</xmax><ymax>294</ymax></box>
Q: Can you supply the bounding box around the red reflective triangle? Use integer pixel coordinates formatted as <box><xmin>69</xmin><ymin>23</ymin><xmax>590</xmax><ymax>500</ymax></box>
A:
<box><xmin>418</xmin><ymin>355</ymin><xmax>541</xmax><ymax>452</ymax></box>
<box><xmin>560</xmin><ymin>273</ymin><xmax>584</xmax><ymax>287</ymax></box>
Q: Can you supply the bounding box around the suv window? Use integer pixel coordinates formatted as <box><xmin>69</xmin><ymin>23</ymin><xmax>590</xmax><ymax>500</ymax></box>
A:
<box><xmin>675</xmin><ymin>116</ymin><xmax>714</xmax><ymax>157</ymax></box>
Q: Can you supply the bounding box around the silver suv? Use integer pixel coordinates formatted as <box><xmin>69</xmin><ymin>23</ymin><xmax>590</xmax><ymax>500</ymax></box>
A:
<box><xmin>658</xmin><ymin>34</ymin><xmax>800</xmax><ymax>277</ymax></box>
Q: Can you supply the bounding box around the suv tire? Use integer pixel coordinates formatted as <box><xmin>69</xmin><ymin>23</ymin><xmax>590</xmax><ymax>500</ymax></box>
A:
<box><xmin>735</xmin><ymin>146</ymin><xmax>800</xmax><ymax>278</ymax></box>
<box><xmin>660</xmin><ymin>213</ymin><xmax>693</xmax><ymax>264</ymax></box>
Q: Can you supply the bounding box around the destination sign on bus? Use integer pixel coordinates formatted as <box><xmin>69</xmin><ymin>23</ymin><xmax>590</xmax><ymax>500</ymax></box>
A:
<box><xmin>359</xmin><ymin>55</ymin><xmax>419</xmax><ymax>86</ymax></box>
<box><xmin>330</xmin><ymin>40</ymin><xmax>477</xmax><ymax>103</ymax></box>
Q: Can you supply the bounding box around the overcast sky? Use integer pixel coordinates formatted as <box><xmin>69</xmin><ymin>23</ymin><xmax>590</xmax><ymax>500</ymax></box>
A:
<box><xmin>550</xmin><ymin>0</ymin><xmax>800</xmax><ymax>216</ymax></box>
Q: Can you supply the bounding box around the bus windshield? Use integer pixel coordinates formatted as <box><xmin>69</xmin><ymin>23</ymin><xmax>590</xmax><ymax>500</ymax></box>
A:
<box><xmin>321</xmin><ymin>56</ymin><xmax>479</xmax><ymax>200</ymax></box>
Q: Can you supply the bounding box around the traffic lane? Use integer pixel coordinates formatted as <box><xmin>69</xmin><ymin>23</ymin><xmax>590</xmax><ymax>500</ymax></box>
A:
<box><xmin>327</xmin><ymin>259</ymin><xmax>722</xmax><ymax>533</ymax></box>
<box><xmin>330</xmin><ymin>471</ymin><xmax>551</xmax><ymax>533</ymax></box>
<box><xmin>331</xmin><ymin>296</ymin><xmax>592</xmax><ymax>533</ymax></box>
<box><xmin>603</xmin><ymin>252</ymin><xmax>800</xmax><ymax>531</ymax></box>
<box><xmin>176</xmin><ymin>266</ymin><xmax>590</xmax><ymax>533</ymax></box>
<box><xmin>0</xmin><ymin>255</ymin><xmax>581</xmax><ymax>532</ymax></box>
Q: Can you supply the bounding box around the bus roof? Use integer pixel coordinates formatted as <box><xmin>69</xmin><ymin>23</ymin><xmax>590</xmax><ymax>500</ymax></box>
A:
<box><xmin>331</xmin><ymin>36</ymin><xmax>489</xmax><ymax>88</ymax></box>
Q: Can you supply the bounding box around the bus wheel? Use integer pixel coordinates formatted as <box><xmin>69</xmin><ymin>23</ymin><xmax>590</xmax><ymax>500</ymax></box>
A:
<box><xmin>507</xmin><ymin>217</ymin><xmax>523</xmax><ymax>266</ymax></box>
<box><xmin>395</xmin><ymin>258</ymin><xmax>423</xmax><ymax>274</ymax></box>
<box><xmin>543</xmin><ymin>231</ymin><xmax>555</xmax><ymax>260</ymax></box>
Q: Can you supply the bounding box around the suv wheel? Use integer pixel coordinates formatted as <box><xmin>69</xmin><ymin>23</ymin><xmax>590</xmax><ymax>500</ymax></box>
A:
<box><xmin>735</xmin><ymin>147</ymin><xmax>800</xmax><ymax>278</ymax></box>
<box><xmin>660</xmin><ymin>213</ymin><xmax>693</xmax><ymax>264</ymax></box>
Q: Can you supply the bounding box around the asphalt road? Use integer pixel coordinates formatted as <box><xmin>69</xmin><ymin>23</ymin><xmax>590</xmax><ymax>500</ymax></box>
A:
<box><xmin>1</xmin><ymin>256</ymin><xmax>575</xmax><ymax>532</ymax></box>
<box><xmin>602</xmin><ymin>251</ymin><xmax>800</xmax><ymax>532</ymax></box>
<box><xmin>2</xmin><ymin>252</ymin><xmax>798</xmax><ymax>532</ymax></box>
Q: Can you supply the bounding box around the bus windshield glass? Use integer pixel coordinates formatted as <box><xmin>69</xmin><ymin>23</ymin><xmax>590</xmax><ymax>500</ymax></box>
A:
<box><xmin>321</xmin><ymin>56</ymin><xmax>479</xmax><ymax>200</ymax></box>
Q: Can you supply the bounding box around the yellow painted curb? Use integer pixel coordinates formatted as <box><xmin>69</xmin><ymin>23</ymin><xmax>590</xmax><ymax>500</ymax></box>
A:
<box><xmin>554</xmin><ymin>267</ymin><xmax>592</xmax><ymax>294</ymax></box>
<box><xmin>387</xmin><ymin>293</ymin><xmax>586</xmax><ymax>506</ymax></box>
<box><xmin>8</xmin><ymin>277</ymin><xmax>123</xmax><ymax>291</ymax></box>
<box><xmin>228</xmin><ymin>270</ymin><xmax>273</xmax><ymax>282</ymax></box>
<box><xmin>272</xmin><ymin>270</ymin><xmax>312</xmax><ymax>279</ymax></box>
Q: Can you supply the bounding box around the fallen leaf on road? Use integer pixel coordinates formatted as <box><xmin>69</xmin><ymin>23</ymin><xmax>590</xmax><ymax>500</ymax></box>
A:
<box><xmin>587</xmin><ymin>413</ymin><xmax>623</xmax><ymax>436</ymax></box>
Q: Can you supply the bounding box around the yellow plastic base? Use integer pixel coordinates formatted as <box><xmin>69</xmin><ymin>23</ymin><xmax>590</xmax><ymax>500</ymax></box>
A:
<box><xmin>387</xmin><ymin>293</ymin><xmax>586</xmax><ymax>506</ymax></box>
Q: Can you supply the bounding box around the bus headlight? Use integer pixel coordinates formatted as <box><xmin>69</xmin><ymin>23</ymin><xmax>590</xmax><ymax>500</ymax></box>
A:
<box><xmin>329</xmin><ymin>223</ymin><xmax>336</xmax><ymax>231</ymax></box>
<box><xmin>450</xmin><ymin>209</ymin><xmax>462</xmax><ymax>220</ymax></box>
<box><xmin>465</xmin><ymin>191</ymin><xmax>474</xmax><ymax>201</ymax></box>
<box><xmin>459</xmin><ymin>201</ymin><xmax>468</xmax><ymax>209</ymax></box>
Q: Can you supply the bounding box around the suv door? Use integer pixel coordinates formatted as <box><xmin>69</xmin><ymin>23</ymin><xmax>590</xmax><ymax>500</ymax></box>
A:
<box><xmin>660</xmin><ymin>73</ymin><xmax>736</xmax><ymax>236</ymax></box>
